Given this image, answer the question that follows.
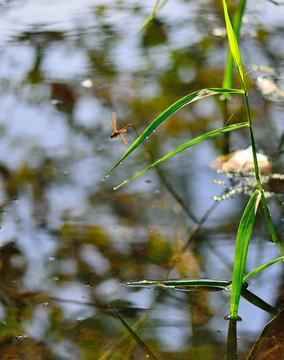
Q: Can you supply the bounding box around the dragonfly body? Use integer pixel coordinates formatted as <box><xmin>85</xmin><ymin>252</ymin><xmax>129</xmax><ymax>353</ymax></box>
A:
<box><xmin>110</xmin><ymin>124</ymin><xmax>132</xmax><ymax>139</ymax></box>
<box><xmin>109</xmin><ymin>112</ymin><xmax>132</xmax><ymax>144</ymax></box>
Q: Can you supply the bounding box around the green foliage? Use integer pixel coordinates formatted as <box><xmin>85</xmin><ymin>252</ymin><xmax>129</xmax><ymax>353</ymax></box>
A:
<box><xmin>124</xmin><ymin>278</ymin><xmax>232</xmax><ymax>291</ymax></box>
<box><xmin>230</xmin><ymin>190</ymin><xmax>261</xmax><ymax>319</ymax></box>
<box><xmin>107</xmin><ymin>88</ymin><xmax>245</xmax><ymax>176</ymax></box>
<box><xmin>243</xmin><ymin>256</ymin><xmax>284</xmax><ymax>282</ymax></box>
<box><xmin>107</xmin><ymin>0</ymin><xmax>284</xmax><ymax>323</ymax></box>
<box><xmin>222</xmin><ymin>0</ymin><xmax>284</xmax><ymax>256</ymax></box>
<box><xmin>222</xmin><ymin>0</ymin><xmax>245</xmax><ymax>88</ymax></box>
<box><xmin>113</xmin><ymin>122</ymin><xmax>248</xmax><ymax>190</ymax></box>
<box><xmin>222</xmin><ymin>0</ymin><xmax>246</xmax><ymax>94</ymax></box>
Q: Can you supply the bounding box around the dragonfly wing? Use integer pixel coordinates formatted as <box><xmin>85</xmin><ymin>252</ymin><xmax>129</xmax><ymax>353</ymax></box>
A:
<box><xmin>112</xmin><ymin>112</ymin><xmax>117</xmax><ymax>128</ymax></box>
<box><xmin>108</xmin><ymin>122</ymin><xmax>116</xmax><ymax>131</ymax></box>
<box><xmin>119</xmin><ymin>134</ymin><xmax>128</xmax><ymax>145</ymax></box>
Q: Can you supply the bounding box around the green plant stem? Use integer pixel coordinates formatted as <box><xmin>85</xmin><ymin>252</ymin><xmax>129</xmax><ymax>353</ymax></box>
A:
<box><xmin>227</xmin><ymin>319</ymin><xmax>238</xmax><ymax>360</ymax></box>
<box><xmin>244</xmin><ymin>93</ymin><xmax>284</xmax><ymax>255</ymax></box>
<box><xmin>260</xmin><ymin>191</ymin><xmax>283</xmax><ymax>253</ymax></box>
<box><xmin>223</xmin><ymin>0</ymin><xmax>284</xmax><ymax>255</ymax></box>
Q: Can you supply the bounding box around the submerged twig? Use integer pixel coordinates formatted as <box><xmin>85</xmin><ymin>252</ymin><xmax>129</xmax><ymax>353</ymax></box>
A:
<box><xmin>99</xmin><ymin>311</ymin><xmax>150</xmax><ymax>360</ymax></box>
<box><xmin>148</xmin><ymin>150</ymin><xmax>198</xmax><ymax>223</ymax></box>
<box><xmin>165</xmin><ymin>191</ymin><xmax>225</xmax><ymax>278</ymax></box>
<box><xmin>110</xmin><ymin>309</ymin><xmax>158</xmax><ymax>360</ymax></box>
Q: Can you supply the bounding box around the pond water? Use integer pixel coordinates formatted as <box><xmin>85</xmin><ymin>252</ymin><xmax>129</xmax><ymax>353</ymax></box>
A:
<box><xmin>0</xmin><ymin>0</ymin><xmax>283</xmax><ymax>359</ymax></box>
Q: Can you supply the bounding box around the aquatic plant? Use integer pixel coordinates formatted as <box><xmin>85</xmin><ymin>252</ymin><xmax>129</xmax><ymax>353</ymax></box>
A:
<box><xmin>106</xmin><ymin>0</ymin><xmax>284</xmax><ymax>321</ymax></box>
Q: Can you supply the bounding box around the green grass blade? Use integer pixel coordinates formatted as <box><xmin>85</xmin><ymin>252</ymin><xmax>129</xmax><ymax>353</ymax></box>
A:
<box><xmin>106</xmin><ymin>88</ymin><xmax>245</xmax><ymax>176</ymax></box>
<box><xmin>222</xmin><ymin>0</ymin><xmax>245</xmax><ymax>87</ymax></box>
<box><xmin>124</xmin><ymin>278</ymin><xmax>232</xmax><ymax>291</ymax></box>
<box><xmin>230</xmin><ymin>190</ymin><xmax>261</xmax><ymax>319</ymax></box>
<box><xmin>222</xmin><ymin>0</ymin><xmax>246</xmax><ymax>91</ymax></box>
<box><xmin>113</xmin><ymin>122</ymin><xmax>249</xmax><ymax>190</ymax></box>
<box><xmin>243</xmin><ymin>257</ymin><xmax>284</xmax><ymax>282</ymax></box>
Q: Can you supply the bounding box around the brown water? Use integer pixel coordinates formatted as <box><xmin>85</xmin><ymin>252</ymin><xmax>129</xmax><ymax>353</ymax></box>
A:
<box><xmin>0</xmin><ymin>0</ymin><xmax>283</xmax><ymax>359</ymax></box>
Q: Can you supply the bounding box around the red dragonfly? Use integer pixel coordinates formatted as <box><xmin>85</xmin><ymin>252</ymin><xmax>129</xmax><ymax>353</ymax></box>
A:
<box><xmin>108</xmin><ymin>112</ymin><xmax>132</xmax><ymax>145</ymax></box>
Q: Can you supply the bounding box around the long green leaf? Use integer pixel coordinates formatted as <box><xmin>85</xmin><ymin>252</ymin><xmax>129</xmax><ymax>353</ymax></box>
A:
<box><xmin>106</xmin><ymin>88</ymin><xmax>245</xmax><ymax>176</ymax></box>
<box><xmin>243</xmin><ymin>256</ymin><xmax>284</xmax><ymax>282</ymax></box>
<box><xmin>222</xmin><ymin>0</ymin><xmax>246</xmax><ymax>91</ymax></box>
<box><xmin>230</xmin><ymin>190</ymin><xmax>261</xmax><ymax>319</ymax></box>
<box><xmin>113</xmin><ymin>122</ymin><xmax>249</xmax><ymax>190</ymax></box>
<box><xmin>124</xmin><ymin>278</ymin><xmax>232</xmax><ymax>291</ymax></box>
<box><xmin>222</xmin><ymin>0</ymin><xmax>245</xmax><ymax>87</ymax></box>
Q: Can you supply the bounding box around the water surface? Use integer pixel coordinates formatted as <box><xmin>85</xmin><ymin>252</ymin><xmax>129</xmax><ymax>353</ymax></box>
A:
<box><xmin>0</xmin><ymin>0</ymin><xmax>283</xmax><ymax>359</ymax></box>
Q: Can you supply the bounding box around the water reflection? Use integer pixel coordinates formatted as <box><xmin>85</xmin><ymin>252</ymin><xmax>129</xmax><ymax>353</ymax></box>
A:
<box><xmin>0</xmin><ymin>0</ymin><xmax>283</xmax><ymax>359</ymax></box>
